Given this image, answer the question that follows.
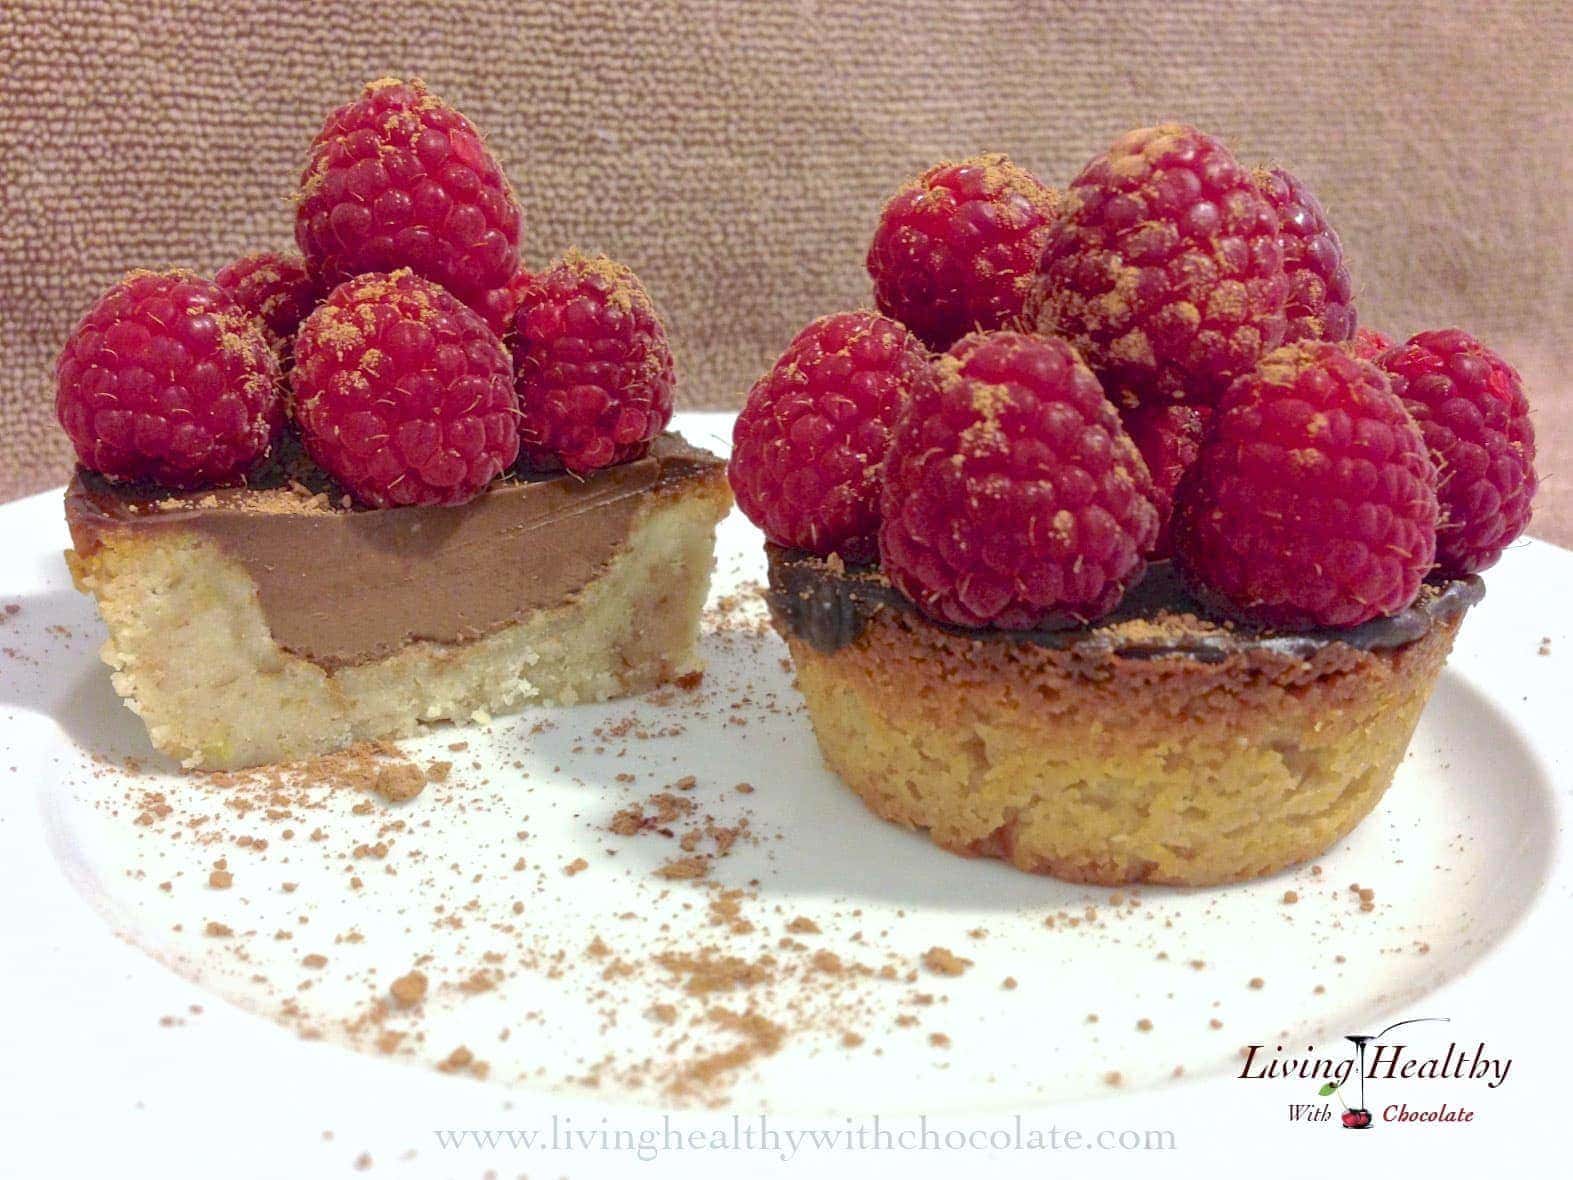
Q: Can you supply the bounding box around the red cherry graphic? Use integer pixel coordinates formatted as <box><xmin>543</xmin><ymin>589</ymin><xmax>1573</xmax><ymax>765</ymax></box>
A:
<box><xmin>1342</xmin><ymin>1108</ymin><xmax>1373</xmax><ymax>1129</ymax></box>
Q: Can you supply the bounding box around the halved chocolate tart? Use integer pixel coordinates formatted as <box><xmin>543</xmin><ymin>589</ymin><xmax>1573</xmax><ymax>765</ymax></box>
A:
<box><xmin>66</xmin><ymin>435</ymin><xmax>729</xmax><ymax>769</ymax></box>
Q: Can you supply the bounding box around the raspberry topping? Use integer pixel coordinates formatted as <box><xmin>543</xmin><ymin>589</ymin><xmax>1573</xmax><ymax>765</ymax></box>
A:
<box><xmin>879</xmin><ymin>330</ymin><xmax>1160</xmax><ymax>628</ymax></box>
<box><xmin>466</xmin><ymin>267</ymin><xmax>532</xmax><ymax>339</ymax></box>
<box><xmin>508</xmin><ymin>252</ymin><xmax>675</xmax><ymax>473</ymax></box>
<box><xmin>1173</xmin><ymin>342</ymin><xmax>1438</xmax><ymax>628</ymax></box>
<box><xmin>214</xmin><ymin>250</ymin><xmax>324</xmax><ymax>356</ymax></box>
<box><xmin>1349</xmin><ymin>326</ymin><xmax>1393</xmax><ymax>362</ymax></box>
<box><xmin>1253</xmin><ymin>167</ymin><xmax>1355</xmax><ymax>344</ymax></box>
<box><xmin>1026</xmin><ymin>125</ymin><xmax>1288</xmax><ymax>409</ymax></box>
<box><xmin>866</xmin><ymin>153</ymin><xmax>1059</xmax><ymax>352</ymax></box>
<box><xmin>730</xmin><ymin>311</ymin><xmax>930</xmax><ymax>562</ymax></box>
<box><xmin>292</xmin><ymin>270</ymin><xmax>518</xmax><ymax>507</ymax></box>
<box><xmin>1120</xmin><ymin>401</ymin><xmax>1208</xmax><ymax>560</ymax></box>
<box><xmin>1379</xmin><ymin>329</ymin><xmax>1537</xmax><ymax>575</ymax></box>
<box><xmin>55</xmin><ymin>269</ymin><xmax>283</xmax><ymax>488</ymax></box>
<box><xmin>295</xmin><ymin>77</ymin><xmax>522</xmax><ymax>301</ymax></box>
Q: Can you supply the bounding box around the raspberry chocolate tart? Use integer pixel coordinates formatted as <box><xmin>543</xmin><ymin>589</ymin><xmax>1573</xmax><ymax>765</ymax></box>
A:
<box><xmin>57</xmin><ymin>78</ymin><xmax>729</xmax><ymax>769</ymax></box>
<box><xmin>734</xmin><ymin>127</ymin><xmax>1536</xmax><ymax>886</ymax></box>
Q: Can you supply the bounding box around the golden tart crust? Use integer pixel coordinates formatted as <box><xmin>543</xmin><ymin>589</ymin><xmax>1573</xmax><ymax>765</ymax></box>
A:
<box><xmin>767</xmin><ymin>548</ymin><xmax>1480</xmax><ymax>886</ymax></box>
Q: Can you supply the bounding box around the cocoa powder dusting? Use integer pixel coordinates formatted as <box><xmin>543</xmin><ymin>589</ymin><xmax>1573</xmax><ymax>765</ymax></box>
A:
<box><xmin>36</xmin><ymin>561</ymin><xmax>1410</xmax><ymax>1108</ymax></box>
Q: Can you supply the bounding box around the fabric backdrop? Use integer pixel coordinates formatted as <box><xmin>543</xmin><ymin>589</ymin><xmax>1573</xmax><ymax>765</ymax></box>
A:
<box><xmin>2</xmin><ymin>0</ymin><xmax>1569</xmax><ymax>542</ymax></box>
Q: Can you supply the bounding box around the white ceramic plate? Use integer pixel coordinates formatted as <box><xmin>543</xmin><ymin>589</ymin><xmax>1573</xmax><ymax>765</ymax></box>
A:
<box><xmin>2</xmin><ymin>412</ymin><xmax>1567</xmax><ymax>1177</ymax></box>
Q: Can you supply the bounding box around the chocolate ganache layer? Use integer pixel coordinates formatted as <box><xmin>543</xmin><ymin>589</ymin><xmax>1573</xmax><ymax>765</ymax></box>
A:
<box><xmin>66</xmin><ymin>434</ymin><xmax>725</xmax><ymax>669</ymax></box>
<box><xmin>766</xmin><ymin>546</ymin><xmax>1483</xmax><ymax>662</ymax></box>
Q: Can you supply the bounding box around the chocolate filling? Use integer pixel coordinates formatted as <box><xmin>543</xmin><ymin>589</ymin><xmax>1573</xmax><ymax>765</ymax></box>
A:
<box><xmin>766</xmin><ymin>546</ymin><xmax>1484</xmax><ymax>661</ymax></box>
<box><xmin>66</xmin><ymin>434</ymin><xmax>724</xmax><ymax>669</ymax></box>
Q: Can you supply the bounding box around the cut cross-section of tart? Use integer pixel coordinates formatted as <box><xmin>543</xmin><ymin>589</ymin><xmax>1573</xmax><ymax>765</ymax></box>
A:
<box><xmin>66</xmin><ymin>434</ymin><xmax>730</xmax><ymax>769</ymax></box>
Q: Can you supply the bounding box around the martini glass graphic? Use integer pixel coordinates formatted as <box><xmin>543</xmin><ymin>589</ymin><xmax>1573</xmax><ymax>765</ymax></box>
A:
<box><xmin>1339</xmin><ymin>1017</ymin><xmax>1450</xmax><ymax>1130</ymax></box>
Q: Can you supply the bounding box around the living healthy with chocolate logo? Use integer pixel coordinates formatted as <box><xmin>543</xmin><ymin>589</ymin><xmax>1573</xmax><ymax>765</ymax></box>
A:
<box><xmin>1239</xmin><ymin>1017</ymin><xmax>1513</xmax><ymax>1130</ymax></box>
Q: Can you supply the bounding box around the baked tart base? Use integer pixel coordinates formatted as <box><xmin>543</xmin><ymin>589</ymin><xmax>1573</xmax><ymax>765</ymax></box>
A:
<box><xmin>768</xmin><ymin>548</ymin><xmax>1480</xmax><ymax>886</ymax></box>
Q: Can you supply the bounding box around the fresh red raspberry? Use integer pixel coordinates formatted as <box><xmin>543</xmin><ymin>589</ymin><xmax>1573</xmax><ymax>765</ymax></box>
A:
<box><xmin>295</xmin><ymin>77</ymin><xmax>522</xmax><ymax>301</ymax></box>
<box><xmin>1349</xmin><ymin>326</ymin><xmax>1393</xmax><ymax>362</ymax></box>
<box><xmin>1253</xmin><ymin>167</ymin><xmax>1355</xmax><ymax>344</ymax></box>
<box><xmin>1172</xmin><ymin>342</ymin><xmax>1438</xmax><ymax>628</ymax></box>
<box><xmin>866</xmin><ymin>153</ymin><xmax>1060</xmax><ymax>352</ymax></box>
<box><xmin>730</xmin><ymin>311</ymin><xmax>931</xmax><ymax>562</ymax></box>
<box><xmin>1378</xmin><ymin>329</ymin><xmax>1537</xmax><ymax>575</ymax></box>
<box><xmin>1121</xmin><ymin>401</ymin><xmax>1208</xmax><ymax>560</ymax></box>
<box><xmin>1026</xmin><ymin>125</ymin><xmax>1288</xmax><ymax>409</ymax></box>
<box><xmin>466</xmin><ymin>266</ymin><xmax>531</xmax><ymax>338</ymax></box>
<box><xmin>879</xmin><ymin>330</ymin><xmax>1160</xmax><ymax>629</ymax></box>
<box><xmin>55</xmin><ymin>269</ymin><xmax>283</xmax><ymax>488</ymax></box>
<box><xmin>291</xmin><ymin>270</ymin><xmax>518</xmax><ymax>507</ymax></box>
<box><xmin>214</xmin><ymin>250</ymin><xmax>324</xmax><ymax>355</ymax></box>
<box><xmin>508</xmin><ymin>252</ymin><xmax>675</xmax><ymax>473</ymax></box>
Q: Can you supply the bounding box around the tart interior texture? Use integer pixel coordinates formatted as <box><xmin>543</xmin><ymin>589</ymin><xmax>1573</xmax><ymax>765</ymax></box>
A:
<box><xmin>66</xmin><ymin>435</ymin><xmax>729</xmax><ymax>769</ymax></box>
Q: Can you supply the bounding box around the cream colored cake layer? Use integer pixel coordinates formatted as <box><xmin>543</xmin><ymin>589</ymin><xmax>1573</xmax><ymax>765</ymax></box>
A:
<box><xmin>68</xmin><ymin>484</ymin><xmax>729</xmax><ymax>769</ymax></box>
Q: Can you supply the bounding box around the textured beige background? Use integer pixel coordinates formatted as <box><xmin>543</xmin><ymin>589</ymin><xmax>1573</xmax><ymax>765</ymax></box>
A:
<box><xmin>2</xmin><ymin>0</ymin><xmax>1569</xmax><ymax>542</ymax></box>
